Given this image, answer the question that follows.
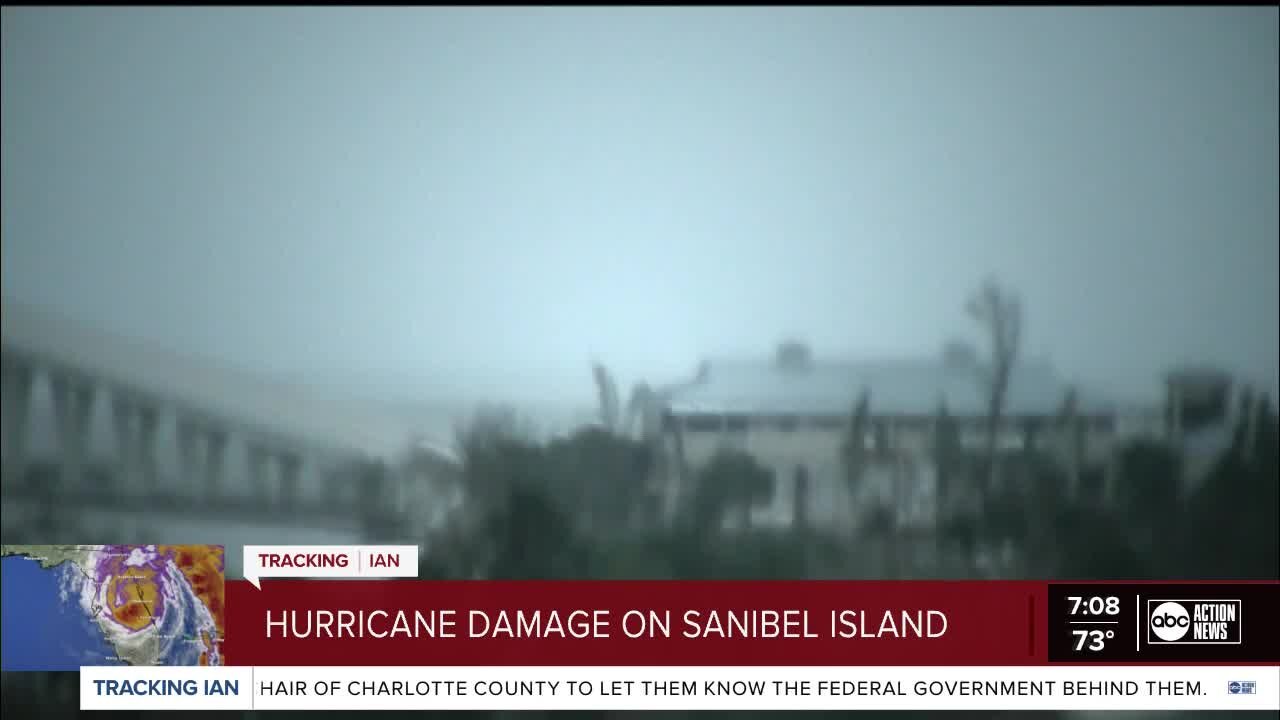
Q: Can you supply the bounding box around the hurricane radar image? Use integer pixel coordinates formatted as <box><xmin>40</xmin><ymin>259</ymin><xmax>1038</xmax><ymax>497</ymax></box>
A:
<box><xmin>0</xmin><ymin>544</ymin><xmax>225</xmax><ymax>670</ymax></box>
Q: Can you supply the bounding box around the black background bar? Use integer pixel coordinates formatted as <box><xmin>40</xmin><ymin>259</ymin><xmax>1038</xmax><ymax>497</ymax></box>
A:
<box><xmin>1047</xmin><ymin>583</ymin><xmax>1279</xmax><ymax>663</ymax></box>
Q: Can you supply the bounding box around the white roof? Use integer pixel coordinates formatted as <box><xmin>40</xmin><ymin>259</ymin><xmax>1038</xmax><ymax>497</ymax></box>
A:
<box><xmin>666</xmin><ymin>357</ymin><xmax>1120</xmax><ymax>418</ymax></box>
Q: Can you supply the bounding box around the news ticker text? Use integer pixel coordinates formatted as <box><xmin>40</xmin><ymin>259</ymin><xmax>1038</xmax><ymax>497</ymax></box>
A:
<box><xmin>79</xmin><ymin>666</ymin><xmax>1279</xmax><ymax>712</ymax></box>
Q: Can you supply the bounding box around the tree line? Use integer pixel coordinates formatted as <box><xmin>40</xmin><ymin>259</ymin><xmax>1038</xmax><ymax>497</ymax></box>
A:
<box><xmin>418</xmin><ymin>279</ymin><xmax>1277</xmax><ymax>584</ymax></box>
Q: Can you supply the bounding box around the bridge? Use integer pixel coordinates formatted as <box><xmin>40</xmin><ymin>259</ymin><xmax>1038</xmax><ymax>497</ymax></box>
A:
<box><xmin>0</xmin><ymin>301</ymin><xmax>464</xmax><ymax>576</ymax></box>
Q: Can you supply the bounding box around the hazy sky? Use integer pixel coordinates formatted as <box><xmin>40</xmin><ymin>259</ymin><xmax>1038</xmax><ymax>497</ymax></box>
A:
<box><xmin>3</xmin><ymin>7</ymin><xmax>1277</xmax><ymax>407</ymax></box>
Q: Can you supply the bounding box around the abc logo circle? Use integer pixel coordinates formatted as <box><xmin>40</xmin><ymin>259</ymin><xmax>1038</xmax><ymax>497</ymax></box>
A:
<box><xmin>1150</xmin><ymin>602</ymin><xmax>1191</xmax><ymax>641</ymax></box>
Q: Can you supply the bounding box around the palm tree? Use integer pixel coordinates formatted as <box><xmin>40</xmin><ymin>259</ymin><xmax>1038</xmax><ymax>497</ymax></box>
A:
<box><xmin>592</xmin><ymin>363</ymin><xmax>621</xmax><ymax>432</ymax></box>
<box><xmin>1056</xmin><ymin>386</ymin><xmax>1082</xmax><ymax>500</ymax></box>
<box><xmin>840</xmin><ymin>388</ymin><xmax>871</xmax><ymax>516</ymax></box>
<box><xmin>965</xmin><ymin>278</ymin><xmax>1022</xmax><ymax>493</ymax></box>
<box><xmin>933</xmin><ymin>398</ymin><xmax>961</xmax><ymax>523</ymax></box>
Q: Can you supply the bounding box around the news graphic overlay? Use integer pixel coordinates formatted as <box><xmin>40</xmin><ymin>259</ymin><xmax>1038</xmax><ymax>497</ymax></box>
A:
<box><xmin>1047</xmin><ymin>583</ymin><xmax>1279</xmax><ymax>663</ymax></box>
<box><xmin>64</xmin><ymin>573</ymin><xmax>1279</xmax><ymax>712</ymax></box>
<box><xmin>0</xmin><ymin>544</ymin><xmax>225</xmax><ymax>670</ymax></box>
<box><xmin>242</xmin><ymin>545</ymin><xmax>418</xmax><ymax>588</ymax></box>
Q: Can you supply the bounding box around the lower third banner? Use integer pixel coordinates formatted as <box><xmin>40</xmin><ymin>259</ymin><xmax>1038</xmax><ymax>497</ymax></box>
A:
<box><xmin>80</xmin><ymin>665</ymin><xmax>1280</xmax><ymax>712</ymax></box>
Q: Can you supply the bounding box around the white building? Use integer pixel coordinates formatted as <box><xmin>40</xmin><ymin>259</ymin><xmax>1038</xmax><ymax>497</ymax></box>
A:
<box><xmin>654</xmin><ymin>343</ymin><xmax>1165</xmax><ymax>535</ymax></box>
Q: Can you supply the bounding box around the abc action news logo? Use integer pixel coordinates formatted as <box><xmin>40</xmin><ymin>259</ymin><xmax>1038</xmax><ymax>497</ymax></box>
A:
<box><xmin>1146</xmin><ymin>599</ymin><xmax>1243</xmax><ymax>645</ymax></box>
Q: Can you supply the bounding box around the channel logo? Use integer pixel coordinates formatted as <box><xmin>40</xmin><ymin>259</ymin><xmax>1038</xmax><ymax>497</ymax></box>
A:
<box><xmin>1227</xmin><ymin>681</ymin><xmax>1257</xmax><ymax>695</ymax></box>
<box><xmin>1146</xmin><ymin>599</ymin><xmax>1242</xmax><ymax>645</ymax></box>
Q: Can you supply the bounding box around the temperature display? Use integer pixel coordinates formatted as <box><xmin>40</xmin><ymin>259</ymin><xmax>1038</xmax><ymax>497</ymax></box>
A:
<box><xmin>1048</xmin><ymin>585</ymin><xmax>1137</xmax><ymax>662</ymax></box>
<box><xmin>1072</xmin><ymin>627</ymin><xmax>1115</xmax><ymax>652</ymax></box>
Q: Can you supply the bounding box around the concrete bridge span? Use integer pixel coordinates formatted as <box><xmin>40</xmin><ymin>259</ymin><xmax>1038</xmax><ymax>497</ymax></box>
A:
<box><xmin>1</xmin><ymin>301</ymin><xmax>463</xmax><ymax>566</ymax></box>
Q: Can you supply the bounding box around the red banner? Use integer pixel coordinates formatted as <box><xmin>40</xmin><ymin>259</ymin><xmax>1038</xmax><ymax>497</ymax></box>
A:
<box><xmin>222</xmin><ymin>580</ymin><xmax>1280</xmax><ymax>667</ymax></box>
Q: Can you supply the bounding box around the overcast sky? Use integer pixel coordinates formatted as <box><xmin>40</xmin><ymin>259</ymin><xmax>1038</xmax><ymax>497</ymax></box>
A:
<box><xmin>3</xmin><ymin>7</ymin><xmax>1277</xmax><ymax>408</ymax></box>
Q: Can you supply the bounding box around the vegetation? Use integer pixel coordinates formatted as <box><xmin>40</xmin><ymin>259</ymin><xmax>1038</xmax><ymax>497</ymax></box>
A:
<box><xmin>399</xmin><ymin>386</ymin><xmax>1279</xmax><ymax>720</ymax></box>
<box><xmin>319</xmin><ymin>305</ymin><xmax>1268</xmax><ymax>720</ymax></box>
<box><xmin>966</xmin><ymin>278</ymin><xmax>1023</xmax><ymax>492</ymax></box>
<box><xmin>688</xmin><ymin>449</ymin><xmax>775</xmax><ymax>533</ymax></box>
<box><xmin>424</xmin><ymin>387</ymin><xmax>1279</xmax><ymax>584</ymax></box>
<box><xmin>839</xmin><ymin>389</ymin><xmax>871</xmax><ymax>513</ymax></box>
